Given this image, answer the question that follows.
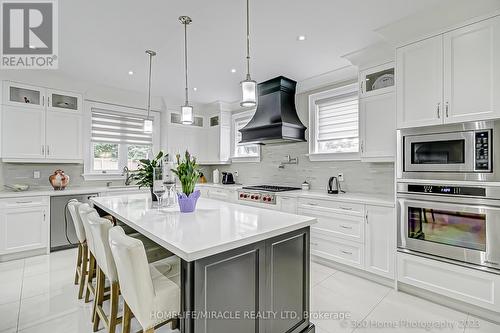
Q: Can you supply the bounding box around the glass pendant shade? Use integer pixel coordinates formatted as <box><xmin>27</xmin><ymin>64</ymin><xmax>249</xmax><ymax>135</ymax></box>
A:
<box><xmin>143</xmin><ymin>119</ymin><xmax>153</xmax><ymax>133</ymax></box>
<box><xmin>240</xmin><ymin>79</ymin><xmax>257</xmax><ymax>107</ymax></box>
<box><xmin>181</xmin><ymin>104</ymin><xmax>193</xmax><ymax>124</ymax></box>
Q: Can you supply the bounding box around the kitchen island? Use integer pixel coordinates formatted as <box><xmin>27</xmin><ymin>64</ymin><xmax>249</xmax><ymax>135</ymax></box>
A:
<box><xmin>91</xmin><ymin>194</ymin><xmax>316</xmax><ymax>333</ymax></box>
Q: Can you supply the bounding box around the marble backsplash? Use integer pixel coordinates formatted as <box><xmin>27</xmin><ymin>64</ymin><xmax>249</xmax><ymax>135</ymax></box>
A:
<box><xmin>207</xmin><ymin>142</ymin><xmax>395</xmax><ymax>196</ymax></box>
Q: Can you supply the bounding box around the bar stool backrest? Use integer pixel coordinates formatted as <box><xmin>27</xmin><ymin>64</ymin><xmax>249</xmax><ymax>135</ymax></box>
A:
<box><xmin>108</xmin><ymin>226</ymin><xmax>156</xmax><ymax>328</ymax></box>
<box><xmin>67</xmin><ymin>200</ymin><xmax>86</xmax><ymax>244</ymax></box>
<box><xmin>88</xmin><ymin>215</ymin><xmax>119</xmax><ymax>283</ymax></box>
<box><xmin>78</xmin><ymin>203</ymin><xmax>99</xmax><ymax>253</ymax></box>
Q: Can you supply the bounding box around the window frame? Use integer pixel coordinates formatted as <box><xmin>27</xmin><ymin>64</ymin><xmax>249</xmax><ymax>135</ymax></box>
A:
<box><xmin>231</xmin><ymin>109</ymin><xmax>261</xmax><ymax>163</ymax></box>
<box><xmin>83</xmin><ymin>101</ymin><xmax>160</xmax><ymax>180</ymax></box>
<box><xmin>308</xmin><ymin>83</ymin><xmax>360</xmax><ymax>161</ymax></box>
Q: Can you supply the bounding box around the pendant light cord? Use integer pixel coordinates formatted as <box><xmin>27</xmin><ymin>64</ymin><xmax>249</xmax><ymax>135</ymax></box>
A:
<box><xmin>184</xmin><ymin>20</ymin><xmax>189</xmax><ymax>105</ymax></box>
<box><xmin>245</xmin><ymin>0</ymin><xmax>251</xmax><ymax>79</ymax></box>
<box><xmin>146</xmin><ymin>51</ymin><xmax>153</xmax><ymax>119</ymax></box>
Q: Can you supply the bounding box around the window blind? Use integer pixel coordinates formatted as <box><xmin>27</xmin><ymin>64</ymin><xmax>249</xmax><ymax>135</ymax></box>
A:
<box><xmin>316</xmin><ymin>92</ymin><xmax>358</xmax><ymax>142</ymax></box>
<box><xmin>91</xmin><ymin>109</ymin><xmax>153</xmax><ymax>145</ymax></box>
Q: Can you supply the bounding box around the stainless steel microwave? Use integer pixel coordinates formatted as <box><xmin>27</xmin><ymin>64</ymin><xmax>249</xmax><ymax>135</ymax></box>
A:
<box><xmin>398</xmin><ymin>121</ymin><xmax>500</xmax><ymax>181</ymax></box>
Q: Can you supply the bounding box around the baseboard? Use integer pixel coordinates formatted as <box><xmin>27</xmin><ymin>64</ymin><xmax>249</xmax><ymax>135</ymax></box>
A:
<box><xmin>311</xmin><ymin>255</ymin><xmax>395</xmax><ymax>288</ymax></box>
<box><xmin>0</xmin><ymin>248</ymin><xmax>47</xmax><ymax>262</ymax></box>
<box><xmin>398</xmin><ymin>282</ymin><xmax>500</xmax><ymax>325</ymax></box>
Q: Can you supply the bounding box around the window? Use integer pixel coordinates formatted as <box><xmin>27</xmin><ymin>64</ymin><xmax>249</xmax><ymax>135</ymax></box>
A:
<box><xmin>308</xmin><ymin>83</ymin><xmax>359</xmax><ymax>161</ymax></box>
<box><xmin>84</xmin><ymin>102</ymin><xmax>160</xmax><ymax>179</ymax></box>
<box><xmin>231</xmin><ymin>111</ymin><xmax>260</xmax><ymax>162</ymax></box>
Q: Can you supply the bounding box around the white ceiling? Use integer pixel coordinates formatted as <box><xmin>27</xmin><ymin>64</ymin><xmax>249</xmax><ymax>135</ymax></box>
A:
<box><xmin>55</xmin><ymin>0</ymin><xmax>451</xmax><ymax>105</ymax></box>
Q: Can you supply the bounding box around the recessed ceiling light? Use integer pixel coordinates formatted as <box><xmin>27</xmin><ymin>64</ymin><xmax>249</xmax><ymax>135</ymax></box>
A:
<box><xmin>231</xmin><ymin>68</ymin><xmax>237</xmax><ymax>73</ymax></box>
<box><xmin>128</xmin><ymin>70</ymin><xmax>134</xmax><ymax>75</ymax></box>
<box><xmin>193</xmin><ymin>87</ymin><xmax>198</xmax><ymax>91</ymax></box>
<box><xmin>297</xmin><ymin>35</ymin><xmax>306</xmax><ymax>41</ymax></box>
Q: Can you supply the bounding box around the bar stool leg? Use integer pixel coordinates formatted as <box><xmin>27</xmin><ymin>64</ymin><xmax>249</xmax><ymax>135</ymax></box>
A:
<box><xmin>85</xmin><ymin>252</ymin><xmax>96</xmax><ymax>303</ymax></box>
<box><xmin>78</xmin><ymin>243</ymin><xmax>88</xmax><ymax>299</ymax></box>
<box><xmin>74</xmin><ymin>243</ymin><xmax>82</xmax><ymax>285</ymax></box>
<box><xmin>93</xmin><ymin>267</ymin><xmax>105</xmax><ymax>331</ymax></box>
<box><xmin>122</xmin><ymin>302</ymin><xmax>132</xmax><ymax>333</ymax></box>
<box><xmin>108</xmin><ymin>282</ymin><xmax>120</xmax><ymax>333</ymax></box>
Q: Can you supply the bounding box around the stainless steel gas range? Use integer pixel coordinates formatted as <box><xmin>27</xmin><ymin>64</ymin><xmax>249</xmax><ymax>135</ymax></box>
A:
<box><xmin>237</xmin><ymin>185</ymin><xmax>300</xmax><ymax>208</ymax></box>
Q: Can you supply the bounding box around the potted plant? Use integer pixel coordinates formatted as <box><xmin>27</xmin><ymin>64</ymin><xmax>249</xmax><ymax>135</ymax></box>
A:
<box><xmin>172</xmin><ymin>150</ymin><xmax>201</xmax><ymax>213</ymax></box>
<box><xmin>132</xmin><ymin>151</ymin><xmax>165</xmax><ymax>201</ymax></box>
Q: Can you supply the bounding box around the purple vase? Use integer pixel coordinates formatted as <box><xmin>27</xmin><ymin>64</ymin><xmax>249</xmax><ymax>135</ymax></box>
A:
<box><xmin>177</xmin><ymin>190</ymin><xmax>201</xmax><ymax>213</ymax></box>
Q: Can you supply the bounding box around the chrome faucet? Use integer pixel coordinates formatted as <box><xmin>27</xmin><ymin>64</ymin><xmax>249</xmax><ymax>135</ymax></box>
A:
<box><xmin>279</xmin><ymin>155</ymin><xmax>299</xmax><ymax>169</ymax></box>
<box><xmin>122</xmin><ymin>166</ymin><xmax>135</xmax><ymax>186</ymax></box>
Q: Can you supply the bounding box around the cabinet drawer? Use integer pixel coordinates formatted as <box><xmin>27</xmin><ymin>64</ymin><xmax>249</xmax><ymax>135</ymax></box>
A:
<box><xmin>397</xmin><ymin>252</ymin><xmax>500</xmax><ymax>311</ymax></box>
<box><xmin>298</xmin><ymin>198</ymin><xmax>364</xmax><ymax>216</ymax></box>
<box><xmin>300</xmin><ymin>208</ymin><xmax>364</xmax><ymax>243</ymax></box>
<box><xmin>311</xmin><ymin>233</ymin><xmax>364</xmax><ymax>269</ymax></box>
<box><xmin>208</xmin><ymin>189</ymin><xmax>233</xmax><ymax>201</ymax></box>
<box><xmin>0</xmin><ymin>196</ymin><xmax>49</xmax><ymax>208</ymax></box>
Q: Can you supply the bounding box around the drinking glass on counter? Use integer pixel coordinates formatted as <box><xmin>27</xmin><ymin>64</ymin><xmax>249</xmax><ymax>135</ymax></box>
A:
<box><xmin>152</xmin><ymin>166</ymin><xmax>165</xmax><ymax>208</ymax></box>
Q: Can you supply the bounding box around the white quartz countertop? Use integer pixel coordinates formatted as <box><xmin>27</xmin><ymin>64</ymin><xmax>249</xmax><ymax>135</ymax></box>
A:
<box><xmin>91</xmin><ymin>194</ymin><xmax>316</xmax><ymax>262</ymax></box>
<box><xmin>0</xmin><ymin>185</ymin><xmax>148</xmax><ymax>198</ymax></box>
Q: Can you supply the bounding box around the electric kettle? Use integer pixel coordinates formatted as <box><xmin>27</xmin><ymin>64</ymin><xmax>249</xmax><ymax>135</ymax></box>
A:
<box><xmin>327</xmin><ymin>176</ymin><xmax>340</xmax><ymax>194</ymax></box>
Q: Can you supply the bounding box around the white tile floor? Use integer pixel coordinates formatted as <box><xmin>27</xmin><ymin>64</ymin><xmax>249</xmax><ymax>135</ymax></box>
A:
<box><xmin>1</xmin><ymin>249</ymin><xmax>499</xmax><ymax>333</ymax></box>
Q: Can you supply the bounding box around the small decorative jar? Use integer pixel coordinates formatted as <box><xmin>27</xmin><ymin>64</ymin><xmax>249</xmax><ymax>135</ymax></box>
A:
<box><xmin>49</xmin><ymin>169</ymin><xmax>69</xmax><ymax>190</ymax></box>
<box><xmin>301</xmin><ymin>180</ymin><xmax>310</xmax><ymax>191</ymax></box>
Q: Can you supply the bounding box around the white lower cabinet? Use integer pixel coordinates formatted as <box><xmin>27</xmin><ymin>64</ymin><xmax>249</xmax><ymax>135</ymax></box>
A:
<box><xmin>278</xmin><ymin>196</ymin><xmax>297</xmax><ymax>214</ymax></box>
<box><xmin>0</xmin><ymin>196</ymin><xmax>49</xmax><ymax>255</ymax></box>
<box><xmin>311</xmin><ymin>233</ymin><xmax>364</xmax><ymax>269</ymax></box>
<box><xmin>365</xmin><ymin>205</ymin><xmax>395</xmax><ymax>279</ymax></box>
<box><xmin>299</xmin><ymin>197</ymin><xmax>395</xmax><ymax>279</ymax></box>
<box><xmin>398</xmin><ymin>252</ymin><xmax>500</xmax><ymax>312</ymax></box>
<box><xmin>206</xmin><ymin>187</ymin><xmax>235</xmax><ymax>202</ymax></box>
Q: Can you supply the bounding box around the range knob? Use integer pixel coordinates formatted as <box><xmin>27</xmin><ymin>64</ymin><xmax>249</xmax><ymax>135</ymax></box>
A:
<box><xmin>251</xmin><ymin>195</ymin><xmax>255</xmax><ymax>199</ymax></box>
<box><xmin>240</xmin><ymin>193</ymin><xmax>244</xmax><ymax>198</ymax></box>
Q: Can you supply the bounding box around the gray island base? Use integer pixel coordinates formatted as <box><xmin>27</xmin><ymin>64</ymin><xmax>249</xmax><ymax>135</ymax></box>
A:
<box><xmin>181</xmin><ymin>227</ymin><xmax>314</xmax><ymax>333</ymax></box>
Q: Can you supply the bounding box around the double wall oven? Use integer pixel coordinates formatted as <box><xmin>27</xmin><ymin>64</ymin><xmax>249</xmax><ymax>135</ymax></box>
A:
<box><xmin>397</xmin><ymin>183</ymin><xmax>500</xmax><ymax>272</ymax></box>
<box><xmin>397</xmin><ymin>121</ymin><xmax>500</xmax><ymax>272</ymax></box>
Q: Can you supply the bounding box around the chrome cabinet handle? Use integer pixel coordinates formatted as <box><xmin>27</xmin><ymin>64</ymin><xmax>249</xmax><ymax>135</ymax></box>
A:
<box><xmin>42</xmin><ymin>96</ymin><xmax>44</xmax><ymax>106</ymax></box>
<box><xmin>306</xmin><ymin>202</ymin><xmax>318</xmax><ymax>206</ymax></box>
<box><xmin>445</xmin><ymin>101</ymin><xmax>449</xmax><ymax>117</ymax></box>
<box><xmin>311</xmin><ymin>242</ymin><xmax>319</xmax><ymax>246</ymax></box>
<box><xmin>16</xmin><ymin>200</ymin><xmax>33</xmax><ymax>204</ymax></box>
<box><xmin>366</xmin><ymin>211</ymin><xmax>368</xmax><ymax>224</ymax></box>
<box><xmin>339</xmin><ymin>207</ymin><xmax>353</xmax><ymax>211</ymax></box>
<box><xmin>341</xmin><ymin>250</ymin><xmax>353</xmax><ymax>255</ymax></box>
<box><xmin>41</xmin><ymin>145</ymin><xmax>44</xmax><ymax>155</ymax></box>
<box><xmin>46</xmin><ymin>145</ymin><xmax>50</xmax><ymax>155</ymax></box>
<box><xmin>48</xmin><ymin>96</ymin><xmax>50</xmax><ymax>107</ymax></box>
<box><xmin>436</xmin><ymin>103</ymin><xmax>441</xmax><ymax>118</ymax></box>
<box><xmin>360</xmin><ymin>141</ymin><xmax>364</xmax><ymax>153</ymax></box>
<box><xmin>340</xmin><ymin>225</ymin><xmax>352</xmax><ymax>230</ymax></box>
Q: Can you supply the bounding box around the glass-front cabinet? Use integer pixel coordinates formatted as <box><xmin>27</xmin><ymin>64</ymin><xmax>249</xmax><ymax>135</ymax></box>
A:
<box><xmin>47</xmin><ymin>89</ymin><xmax>82</xmax><ymax>113</ymax></box>
<box><xmin>4</xmin><ymin>82</ymin><xmax>44</xmax><ymax>108</ymax></box>
<box><xmin>359</xmin><ymin>62</ymin><xmax>395</xmax><ymax>97</ymax></box>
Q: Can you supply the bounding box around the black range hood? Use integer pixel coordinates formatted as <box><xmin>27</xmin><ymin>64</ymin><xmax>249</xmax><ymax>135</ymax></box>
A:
<box><xmin>239</xmin><ymin>76</ymin><xmax>307</xmax><ymax>145</ymax></box>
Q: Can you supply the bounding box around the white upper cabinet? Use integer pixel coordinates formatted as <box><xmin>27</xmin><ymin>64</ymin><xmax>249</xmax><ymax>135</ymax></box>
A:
<box><xmin>1</xmin><ymin>105</ymin><xmax>45</xmax><ymax>159</ymax></box>
<box><xmin>396</xmin><ymin>15</ymin><xmax>500</xmax><ymax>128</ymax></box>
<box><xmin>443</xmin><ymin>16</ymin><xmax>500</xmax><ymax>123</ymax></box>
<box><xmin>360</xmin><ymin>92</ymin><xmax>396</xmax><ymax>162</ymax></box>
<box><xmin>1</xmin><ymin>81</ymin><xmax>83</xmax><ymax>162</ymax></box>
<box><xmin>45</xmin><ymin>110</ymin><xmax>82</xmax><ymax>160</ymax></box>
<box><xmin>47</xmin><ymin>88</ymin><xmax>82</xmax><ymax>113</ymax></box>
<box><xmin>360</xmin><ymin>63</ymin><xmax>395</xmax><ymax>98</ymax></box>
<box><xmin>3</xmin><ymin>82</ymin><xmax>45</xmax><ymax>109</ymax></box>
<box><xmin>396</xmin><ymin>35</ymin><xmax>444</xmax><ymax>129</ymax></box>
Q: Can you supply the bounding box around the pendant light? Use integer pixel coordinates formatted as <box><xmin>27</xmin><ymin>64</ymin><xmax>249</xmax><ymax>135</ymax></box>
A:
<box><xmin>180</xmin><ymin>16</ymin><xmax>193</xmax><ymax>124</ymax></box>
<box><xmin>240</xmin><ymin>0</ymin><xmax>257</xmax><ymax>107</ymax></box>
<box><xmin>143</xmin><ymin>49</ymin><xmax>156</xmax><ymax>133</ymax></box>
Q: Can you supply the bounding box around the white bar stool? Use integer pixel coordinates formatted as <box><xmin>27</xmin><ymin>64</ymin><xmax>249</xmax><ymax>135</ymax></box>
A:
<box><xmin>78</xmin><ymin>203</ymin><xmax>101</xmax><ymax>303</ymax></box>
<box><xmin>67</xmin><ymin>200</ymin><xmax>88</xmax><ymax>299</ymax></box>
<box><xmin>109</xmin><ymin>226</ymin><xmax>180</xmax><ymax>333</ymax></box>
